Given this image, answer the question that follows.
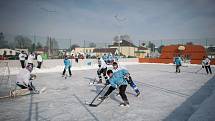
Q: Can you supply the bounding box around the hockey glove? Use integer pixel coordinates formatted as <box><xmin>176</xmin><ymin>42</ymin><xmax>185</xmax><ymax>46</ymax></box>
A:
<box><xmin>105</xmin><ymin>79</ymin><xmax>110</xmax><ymax>85</ymax></box>
<box><xmin>112</xmin><ymin>85</ymin><xmax>117</xmax><ymax>89</ymax></box>
<box><xmin>124</xmin><ymin>73</ymin><xmax>130</xmax><ymax>80</ymax></box>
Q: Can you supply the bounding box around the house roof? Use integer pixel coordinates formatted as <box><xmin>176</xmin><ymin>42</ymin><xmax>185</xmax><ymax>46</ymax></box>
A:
<box><xmin>93</xmin><ymin>48</ymin><xmax>118</xmax><ymax>54</ymax></box>
<box><xmin>138</xmin><ymin>47</ymin><xmax>148</xmax><ymax>50</ymax></box>
<box><xmin>108</xmin><ymin>40</ymin><xmax>137</xmax><ymax>47</ymax></box>
<box><xmin>134</xmin><ymin>51</ymin><xmax>146</xmax><ymax>53</ymax></box>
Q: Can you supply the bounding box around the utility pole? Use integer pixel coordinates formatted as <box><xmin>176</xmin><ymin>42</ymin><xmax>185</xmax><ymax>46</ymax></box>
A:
<box><xmin>48</xmin><ymin>36</ymin><xmax>51</xmax><ymax>57</ymax></box>
<box><xmin>84</xmin><ymin>40</ymin><xmax>86</xmax><ymax>54</ymax></box>
<box><xmin>118</xmin><ymin>35</ymin><xmax>121</xmax><ymax>56</ymax></box>
<box><xmin>33</xmin><ymin>35</ymin><xmax>36</xmax><ymax>52</ymax></box>
<box><xmin>160</xmin><ymin>40</ymin><xmax>163</xmax><ymax>46</ymax></box>
<box><xmin>70</xmin><ymin>39</ymin><xmax>71</xmax><ymax>51</ymax></box>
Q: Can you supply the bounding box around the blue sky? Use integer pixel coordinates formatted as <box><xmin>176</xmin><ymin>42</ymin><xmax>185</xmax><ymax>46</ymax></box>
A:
<box><xmin>0</xmin><ymin>0</ymin><xmax>215</xmax><ymax>47</ymax></box>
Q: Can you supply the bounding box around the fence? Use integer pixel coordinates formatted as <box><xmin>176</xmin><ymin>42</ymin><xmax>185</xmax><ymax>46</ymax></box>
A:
<box><xmin>0</xmin><ymin>62</ymin><xmax>13</xmax><ymax>98</ymax></box>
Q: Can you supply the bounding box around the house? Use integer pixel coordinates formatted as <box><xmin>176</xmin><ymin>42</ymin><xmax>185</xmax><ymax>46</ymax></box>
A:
<box><xmin>108</xmin><ymin>40</ymin><xmax>138</xmax><ymax>57</ymax></box>
<box><xmin>74</xmin><ymin>47</ymin><xmax>95</xmax><ymax>54</ymax></box>
<box><xmin>15</xmin><ymin>48</ymin><xmax>28</xmax><ymax>54</ymax></box>
<box><xmin>0</xmin><ymin>48</ymin><xmax>18</xmax><ymax>60</ymax></box>
<box><xmin>207</xmin><ymin>46</ymin><xmax>215</xmax><ymax>59</ymax></box>
<box><xmin>0</xmin><ymin>48</ymin><xmax>16</xmax><ymax>56</ymax></box>
<box><xmin>134</xmin><ymin>47</ymin><xmax>150</xmax><ymax>58</ymax></box>
<box><xmin>93</xmin><ymin>48</ymin><xmax>119</xmax><ymax>57</ymax></box>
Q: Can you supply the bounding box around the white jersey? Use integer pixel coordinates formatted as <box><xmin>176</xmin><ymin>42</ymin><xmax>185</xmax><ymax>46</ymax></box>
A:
<box><xmin>98</xmin><ymin>58</ymin><xmax>107</xmax><ymax>69</ymax></box>
<box><xmin>202</xmin><ymin>58</ymin><xmax>211</xmax><ymax>66</ymax></box>
<box><xmin>27</xmin><ymin>54</ymin><xmax>35</xmax><ymax>63</ymax></box>
<box><xmin>16</xmin><ymin>69</ymin><xmax>31</xmax><ymax>86</ymax></box>
<box><xmin>19</xmin><ymin>53</ymin><xmax>27</xmax><ymax>61</ymax></box>
<box><xmin>37</xmin><ymin>55</ymin><xmax>43</xmax><ymax>62</ymax></box>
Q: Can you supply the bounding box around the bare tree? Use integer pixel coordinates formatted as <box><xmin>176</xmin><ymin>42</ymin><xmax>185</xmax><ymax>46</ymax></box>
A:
<box><xmin>36</xmin><ymin>42</ymin><xmax>43</xmax><ymax>49</ymax></box>
<box><xmin>186</xmin><ymin>42</ymin><xmax>193</xmax><ymax>45</ymax></box>
<box><xmin>158</xmin><ymin>45</ymin><xmax>164</xmax><ymax>53</ymax></box>
<box><xmin>113</xmin><ymin>34</ymin><xmax>131</xmax><ymax>43</ymax></box>
<box><xmin>89</xmin><ymin>42</ymin><xmax>96</xmax><ymax>47</ymax></box>
<box><xmin>141</xmin><ymin>43</ymin><xmax>146</xmax><ymax>47</ymax></box>
<box><xmin>70</xmin><ymin>44</ymin><xmax>80</xmax><ymax>50</ymax></box>
<box><xmin>147</xmin><ymin>41</ymin><xmax>156</xmax><ymax>52</ymax></box>
<box><xmin>14</xmin><ymin>35</ymin><xmax>32</xmax><ymax>49</ymax></box>
<box><xmin>0</xmin><ymin>32</ymin><xmax>8</xmax><ymax>48</ymax></box>
<box><xmin>46</xmin><ymin>37</ymin><xmax>59</xmax><ymax>56</ymax></box>
<box><xmin>121</xmin><ymin>34</ymin><xmax>131</xmax><ymax>42</ymax></box>
<box><xmin>113</xmin><ymin>35</ymin><xmax>120</xmax><ymax>42</ymax></box>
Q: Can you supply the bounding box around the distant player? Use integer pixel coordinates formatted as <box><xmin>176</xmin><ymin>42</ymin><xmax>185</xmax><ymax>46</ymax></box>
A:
<box><xmin>18</xmin><ymin>51</ymin><xmax>27</xmax><ymax>68</ymax></box>
<box><xmin>27</xmin><ymin>52</ymin><xmax>35</xmax><ymax>67</ymax></box>
<box><xmin>97</xmin><ymin>57</ymin><xmax>108</xmax><ymax>84</ymax></box>
<box><xmin>174</xmin><ymin>55</ymin><xmax>182</xmax><ymax>73</ymax></box>
<box><xmin>62</xmin><ymin>56</ymin><xmax>72</xmax><ymax>77</ymax></box>
<box><xmin>15</xmin><ymin>64</ymin><xmax>39</xmax><ymax>93</ymax></box>
<box><xmin>98</xmin><ymin>69</ymin><xmax>129</xmax><ymax>107</ymax></box>
<box><xmin>202</xmin><ymin>56</ymin><xmax>212</xmax><ymax>74</ymax></box>
<box><xmin>112</xmin><ymin>62</ymin><xmax>140</xmax><ymax>97</ymax></box>
<box><xmin>36</xmin><ymin>53</ymin><xmax>43</xmax><ymax>69</ymax></box>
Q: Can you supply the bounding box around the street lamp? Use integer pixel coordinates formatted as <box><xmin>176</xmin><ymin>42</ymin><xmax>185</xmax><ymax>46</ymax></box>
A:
<box><xmin>118</xmin><ymin>35</ymin><xmax>122</xmax><ymax>57</ymax></box>
<box><xmin>114</xmin><ymin>15</ymin><xmax>126</xmax><ymax>57</ymax></box>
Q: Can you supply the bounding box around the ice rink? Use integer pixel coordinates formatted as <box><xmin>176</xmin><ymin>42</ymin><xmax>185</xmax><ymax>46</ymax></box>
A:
<box><xmin>0</xmin><ymin>63</ymin><xmax>215</xmax><ymax>121</ymax></box>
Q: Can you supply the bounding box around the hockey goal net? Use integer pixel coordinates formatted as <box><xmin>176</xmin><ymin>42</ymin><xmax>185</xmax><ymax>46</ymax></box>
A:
<box><xmin>0</xmin><ymin>61</ymin><xmax>12</xmax><ymax>98</ymax></box>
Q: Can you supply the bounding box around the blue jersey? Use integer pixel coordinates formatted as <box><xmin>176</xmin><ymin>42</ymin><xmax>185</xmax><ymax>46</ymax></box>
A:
<box><xmin>64</xmin><ymin>59</ymin><xmax>71</xmax><ymax>69</ymax></box>
<box><xmin>174</xmin><ymin>57</ymin><xmax>182</xmax><ymax>66</ymax></box>
<box><xmin>109</xmin><ymin>69</ymin><xmax>128</xmax><ymax>88</ymax></box>
<box><xmin>102</xmin><ymin>55</ymin><xmax>108</xmax><ymax>62</ymax></box>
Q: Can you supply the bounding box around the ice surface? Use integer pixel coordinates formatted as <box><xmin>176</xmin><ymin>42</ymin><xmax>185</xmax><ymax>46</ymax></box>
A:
<box><xmin>0</xmin><ymin>63</ymin><xmax>214</xmax><ymax>121</ymax></box>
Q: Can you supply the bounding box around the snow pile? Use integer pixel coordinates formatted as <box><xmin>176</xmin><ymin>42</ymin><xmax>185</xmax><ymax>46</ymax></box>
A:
<box><xmin>8</xmin><ymin>61</ymin><xmax>140</xmax><ymax>75</ymax></box>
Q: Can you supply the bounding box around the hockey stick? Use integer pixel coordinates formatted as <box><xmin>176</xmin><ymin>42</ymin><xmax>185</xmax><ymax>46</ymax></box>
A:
<box><xmin>86</xmin><ymin>85</ymin><xmax>108</xmax><ymax>107</ymax></box>
<box><xmin>89</xmin><ymin>77</ymin><xmax>97</xmax><ymax>85</ymax></box>
<box><xmin>89</xmin><ymin>68</ymin><xmax>102</xmax><ymax>85</ymax></box>
<box><xmin>195</xmin><ymin>67</ymin><xmax>203</xmax><ymax>74</ymax></box>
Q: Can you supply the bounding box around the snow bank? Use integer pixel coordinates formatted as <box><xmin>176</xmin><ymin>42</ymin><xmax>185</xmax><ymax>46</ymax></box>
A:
<box><xmin>1</xmin><ymin>58</ymin><xmax>139</xmax><ymax>75</ymax></box>
<box><xmin>2</xmin><ymin>58</ymin><xmax>214</xmax><ymax>75</ymax></box>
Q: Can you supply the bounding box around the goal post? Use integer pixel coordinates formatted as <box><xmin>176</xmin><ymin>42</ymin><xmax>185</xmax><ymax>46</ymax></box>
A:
<box><xmin>0</xmin><ymin>61</ymin><xmax>12</xmax><ymax>98</ymax></box>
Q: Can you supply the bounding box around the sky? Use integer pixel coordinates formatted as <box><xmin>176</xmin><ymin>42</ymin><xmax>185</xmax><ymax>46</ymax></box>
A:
<box><xmin>0</xmin><ymin>0</ymin><xmax>215</xmax><ymax>48</ymax></box>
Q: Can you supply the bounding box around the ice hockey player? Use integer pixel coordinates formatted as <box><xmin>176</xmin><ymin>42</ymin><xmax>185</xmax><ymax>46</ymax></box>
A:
<box><xmin>18</xmin><ymin>51</ymin><xmax>27</xmax><ymax>68</ymax></box>
<box><xmin>27</xmin><ymin>52</ymin><xmax>35</xmax><ymax>67</ymax></box>
<box><xmin>36</xmin><ymin>53</ymin><xmax>43</xmax><ymax>69</ymax></box>
<box><xmin>97</xmin><ymin>57</ymin><xmax>108</xmax><ymax>84</ymax></box>
<box><xmin>202</xmin><ymin>56</ymin><xmax>212</xmax><ymax>74</ymax></box>
<box><xmin>174</xmin><ymin>55</ymin><xmax>182</xmax><ymax>73</ymax></box>
<box><xmin>112</xmin><ymin>62</ymin><xmax>140</xmax><ymax>97</ymax></box>
<box><xmin>62</xmin><ymin>56</ymin><xmax>72</xmax><ymax>77</ymax></box>
<box><xmin>15</xmin><ymin>64</ymin><xmax>39</xmax><ymax>93</ymax></box>
<box><xmin>98</xmin><ymin>69</ymin><xmax>130</xmax><ymax>107</ymax></box>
